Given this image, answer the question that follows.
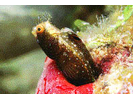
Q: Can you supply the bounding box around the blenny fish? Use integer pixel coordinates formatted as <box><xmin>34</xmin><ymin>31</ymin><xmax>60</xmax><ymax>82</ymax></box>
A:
<box><xmin>32</xmin><ymin>20</ymin><xmax>101</xmax><ymax>86</ymax></box>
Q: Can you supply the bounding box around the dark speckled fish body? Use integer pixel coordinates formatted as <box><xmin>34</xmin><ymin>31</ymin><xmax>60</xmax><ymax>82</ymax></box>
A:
<box><xmin>32</xmin><ymin>21</ymin><xmax>101</xmax><ymax>86</ymax></box>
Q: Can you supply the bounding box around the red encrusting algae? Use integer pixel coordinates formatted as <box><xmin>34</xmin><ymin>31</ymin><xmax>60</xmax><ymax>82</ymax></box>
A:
<box><xmin>36</xmin><ymin>57</ymin><xmax>94</xmax><ymax>94</ymax></box>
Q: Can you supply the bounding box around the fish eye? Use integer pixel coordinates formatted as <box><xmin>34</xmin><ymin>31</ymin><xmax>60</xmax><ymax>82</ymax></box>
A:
<box><xmin>72</xmin><ymin>35</ymin><xmax>81</xmax><ymax>41</ymax></box>
<box><xmin>36</xmin><ymin>25</ymin><xmax>45</xmax><ymax>34</ymax></box>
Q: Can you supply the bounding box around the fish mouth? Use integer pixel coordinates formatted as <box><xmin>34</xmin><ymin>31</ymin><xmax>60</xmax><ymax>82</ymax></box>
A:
<box><xmin>32</xmin><ymin>26</ymin><xmax>37</xmax><ymax>38</ymax></box>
